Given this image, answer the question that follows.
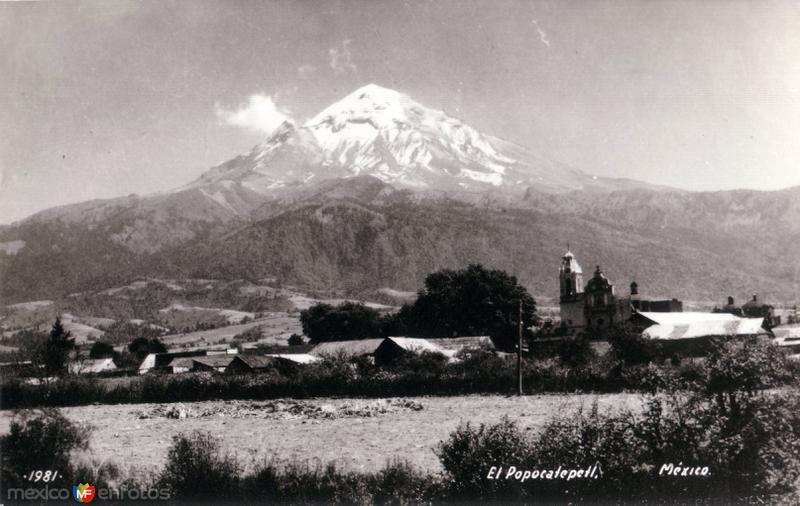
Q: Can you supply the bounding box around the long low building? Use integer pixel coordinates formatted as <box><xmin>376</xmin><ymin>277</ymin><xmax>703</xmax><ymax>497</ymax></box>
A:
<box><xmin>771</xmin><ymin>325</ymin><xmax>800</xmax><ymax>359</ymax></box>
<box><xmin>633</xmin><ymin>311</ymin><xmax>744</xmax><ymax>327</ymax></box>
<box><xmin>635</xmin><ymin>311</ymin><xmax>768</xmax><ymax>355</ymax></box>
<box><xmin>68</xmin><ymin>358</ymin><xmax>117</xmax><ymax>376</ymax></box>
<box><xmin>310</xmin><ymin>336</ymin><xmax>495</xmax><ymax>364</ymax></box>
<box><xmin>641</xmin><ymin>318</ymin><xmax>768</xmax><ymax>340</ymax></box>
<box><xmin>138</xmin><ymin>347</ymin><xmax>238</xmax><ymax>374</ymax></box>
<box><xmin>226</xmin><ymin>354</ymin><xmax>321</xmax><ymax>374</ymax></box>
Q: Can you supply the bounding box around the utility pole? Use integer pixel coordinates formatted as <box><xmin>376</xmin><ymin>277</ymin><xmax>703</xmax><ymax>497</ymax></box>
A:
<box><xmin>517</xmin><ymin>299</ymin><xmax>523</xmax><ymax>396</ymax></box>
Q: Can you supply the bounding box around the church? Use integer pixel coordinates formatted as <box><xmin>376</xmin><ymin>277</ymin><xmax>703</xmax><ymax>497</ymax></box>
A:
<box><xmin>558</xmin><ymin>250</ymin><xmax>682</xmax><ymax>333</ymax></box>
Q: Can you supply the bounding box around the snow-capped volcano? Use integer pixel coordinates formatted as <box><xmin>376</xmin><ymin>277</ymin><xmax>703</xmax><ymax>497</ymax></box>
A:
<box><xmin>188</xmin><ymin>83</ymin><xmax>659</xmax><ymax>198</ymax></box>
<box><xmin>303</xmin><ymin>83</ymin><xmax>514</xmax><ymax>187</ymax></box>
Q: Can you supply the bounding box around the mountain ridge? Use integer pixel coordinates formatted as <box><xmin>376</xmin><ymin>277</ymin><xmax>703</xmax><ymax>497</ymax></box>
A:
<box><xmin>1</xmin><ymin>85</ymin><xmax>797</xmax><ymax>305</ymax></box>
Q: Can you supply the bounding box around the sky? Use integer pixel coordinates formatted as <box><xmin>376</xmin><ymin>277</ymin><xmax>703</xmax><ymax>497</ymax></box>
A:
<box><xmin>1</xmin><ymin>0</ymin><xmax>799</xmax><ymax>223</ymax></box>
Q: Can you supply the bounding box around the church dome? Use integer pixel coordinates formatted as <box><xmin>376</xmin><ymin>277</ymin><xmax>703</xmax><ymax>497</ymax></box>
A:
<box><xmin>742</xmin><ymin>294</ymin><xmax>770</xmax><ymax>311</ymax></box>
<box><xmin>585</xmin><ymin>265</ymin><xmax>611</xmax><ymax>292</ymax></box>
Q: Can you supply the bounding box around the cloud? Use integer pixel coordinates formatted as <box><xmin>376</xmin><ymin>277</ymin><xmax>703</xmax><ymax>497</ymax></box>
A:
<box><xmin>215</xmin><ymin>94</ymin><xmax>291</xmax><ymax>135</ymax></box>
<box><xmin>297</xmin><ymin>64</ymin><xmax>317</xmax><ymax>77</ymax></box>
<box><xmin>329</xmin><ymin>39</ymin><xmax>357</xmax><ymax>74</ymax></box>
<box><xmin>531</xmin><ymin>19</ymin><xmax>551</xmax><ymax>48</ymax></box>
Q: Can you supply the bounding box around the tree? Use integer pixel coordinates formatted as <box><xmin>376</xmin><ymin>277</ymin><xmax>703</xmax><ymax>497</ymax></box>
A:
<box><xmin>33</xmin><ymin>317</ymin><xmax>75</xmax><ymax>377</ymax></box>
<box><xmin>128</xmin><ymin>337</ymin><xmax>167</xmax><ymax>358</ymax></box>
<box><xmin>300</xmin><ymin>301</ymin><xmax>383</xmax><ymax>343</ymax></box>
<box><xmin>89</xmin><ymin>341</ymin><xmax>115</xmax><ymax>359</ymax></box>
<box><xmin>0</xmin><ymin>409</ymin><xmax>82</xmax><ymax>487</ymax></box>
<box><xmin>703</xmin><ymin>336</ymin><xmax>790</xmax><ymax>419</ymax></box>
<box><xmin>397</xmin><ymin>264</ymin><xmax>537</xmax><ymax>350</ymax></box>
<box><xmin>606</xmin><ymin>322</ymin><xmax>662</xmax><ymax>365</ymax></box>
<box><xmin>287</xmin><ymin>334</ymin><xmax>305</xmax><ymax>346</ymax></box>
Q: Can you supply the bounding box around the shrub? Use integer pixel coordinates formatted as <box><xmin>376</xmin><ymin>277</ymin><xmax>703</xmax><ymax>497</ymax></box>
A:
<box><xmin>387</xmin><ymin>350</ymin><xmax>448</xmax><ymax>375</ymax></box>
<box><xmin>607</xmin><ymin>323</ymin><xmax>662</xmax><ymax>365</ymax></box>
<box><xmin>557</xmin><ymin>335</ymin><xmax>596</xmax><ymax>367</ymax></box>
<box><xmin>431</xmin><ymin>335</ymin><xmax>800</xmax><ymax>503</ymax></box>
<box><xmin>451</xmin><ymin>347</ymin><xmax>513</xmax><ymax>393</ymax></box>
<box><xmin>233</xmin><ymin>326</ymin><xmax>263</xmax><ymax>343</ymax></box>
<box><xmin>275</xmin><ymin>461</ymin><xmax>371</xmax><ymax>504</ymax></box>
<box><xmin>287</xmin><ymin>333</ymin><xmax>305</xmax><ymax>346</ymax></box>
<box><xmin>240</xmin><ymin>460</ymin><xmax>281</xmax><ymax>502</ymax></box>
<box><xmin>159</xmin><ymin>431</ymin><xmax>241</xmax><ymax>501</ymax></box>
<box><xmin>0</xmin><ymin>408</ymin><xmax>83</xmax><ymax>487</ymax></box>
<box><xmin>703</xmin><ymin>336</ymin><xmax>791</xmax><ymax>411</ymax></box>
<box><xmin>369</xmin><ymin>458</ymin><xmax>438</xmax><ymax>505</ymax></box>
<box><xmin>436</xmin><ymin>417</ymin><xmax>532</xmax><ymax>499</ymax></box>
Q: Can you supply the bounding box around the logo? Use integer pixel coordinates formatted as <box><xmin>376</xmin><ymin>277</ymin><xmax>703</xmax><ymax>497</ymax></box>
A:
<box><xmin>73</xmin><ymin>483</ymin><xmax>96</xmax><ymax>503</ymax></box>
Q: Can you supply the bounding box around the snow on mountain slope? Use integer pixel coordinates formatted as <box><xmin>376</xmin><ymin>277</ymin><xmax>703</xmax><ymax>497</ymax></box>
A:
<box><xmin>186</xmin><ymin>83</ymin><xmax>660</xmax><ymax>197</ymax></box>
<box><xmin>8</xmin><ymin>84</ymin><xmax>664</xmax><ymax>252</ymax></box>
<box><xmin>303</xmin><ymin>83</ymin><xmax>515</xmax><ymax>187</ymax></box>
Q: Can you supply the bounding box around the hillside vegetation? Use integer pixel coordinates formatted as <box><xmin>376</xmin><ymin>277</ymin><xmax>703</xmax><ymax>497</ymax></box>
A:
<box><xmin>1</xmin><ymin>180</ymin><xmax>799</xmax><ymax>305</ymax></box>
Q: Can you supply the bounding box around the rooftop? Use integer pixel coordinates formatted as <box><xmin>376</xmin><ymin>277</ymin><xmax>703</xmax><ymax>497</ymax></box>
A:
<box><xmin>642</xmin><ymin>318</ymin><xmax>767</xmax><ymax>340</ymax></box>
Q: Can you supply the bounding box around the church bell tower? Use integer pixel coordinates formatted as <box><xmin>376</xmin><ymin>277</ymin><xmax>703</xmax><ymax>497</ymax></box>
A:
<box><xmin>559</xmin><ymin>250</ymin><xmax>584</xmax><ymax>302</ymax></box>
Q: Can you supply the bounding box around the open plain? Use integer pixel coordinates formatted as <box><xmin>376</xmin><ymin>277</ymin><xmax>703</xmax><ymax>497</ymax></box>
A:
<box><xmin>0</xmin><ymin>393</ymin><xmax>644</xmax><ymax>474</ymax></box>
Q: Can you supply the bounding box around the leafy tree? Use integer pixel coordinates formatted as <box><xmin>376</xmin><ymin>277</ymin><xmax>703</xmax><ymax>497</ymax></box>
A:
<box><xmin>0</xmin><ymin>409</ymin><xmax>82</xmax><ymax>487</ymax></box>
<box><xmin>436</xmin><ymin>417</ymin><xmax>532</xmax><ymax>498</ymax></box>
<box><xmin>703</xmin><ymin>336</ymin><xmax>790</xmax><ymax>419</ymax></box>
<box><xmin>300</xmin><ymin>302</ymin><xmax>382</xmax><ymax>343</ymax></box>
<box><xmin>397</xmin><ymin>264</ymin><xmax>536</xmax><ymax>350</ymax></box>
<box><xmin>287</xmin><ymin>334</ymin><xmax>305</xmax><ymax>346</ymax></box>
<box><xmin>89</xmin><ymin>341</ymin><xmax>115</xmax><ymax>359</ymax></box>
<box><xmin>607</xmin><ymin>322</ymin><xmax>662</xmax><ymax>365</ymax></box>
<box><xmin>128</xmin><ymin>337</ymin><xmax>167</xmax><ymax>358</ymax></box>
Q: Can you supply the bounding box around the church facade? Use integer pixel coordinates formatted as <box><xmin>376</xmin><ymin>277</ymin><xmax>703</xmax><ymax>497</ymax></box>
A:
<box><xmin>558</xmin><ymin>250</ymin><xmax>681</xmax><ymax>334</ymax></box>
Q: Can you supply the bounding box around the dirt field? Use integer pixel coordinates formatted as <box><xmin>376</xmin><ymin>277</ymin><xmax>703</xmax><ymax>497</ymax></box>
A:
<box><xmin>0</xmin><ymin>393</ymin><xmax>645</xmax><ymax>475</ymax></box>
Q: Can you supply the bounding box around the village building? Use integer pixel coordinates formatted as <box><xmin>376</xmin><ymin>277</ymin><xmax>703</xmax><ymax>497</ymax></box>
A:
<box><xmin>309</xmin><ymin>338</ymin><xmax>386</xmax><ymax>360</ymax></box>
<box><xmin>191</xmin><ymin>354</ymin><xmax>237</xmax><ymax>373</ymax></box>
<box><xmin>138</xmin><ymin>346</ymin><xmax>238</xmax><ymax>374</ymax></box>
<box><xmin>226</xmin><ymin>355</ymin><xmax>276</xmax><ymax>374</ymax></box>
<box><xmin>629</xmin><ymin>282</ymin><xmax>683</xmax><ymax>312</ymax></box>
<box><xmin>773</xmin><ymin>327</ymin><xmax>800</xmax><ymax>360</ymax></box>
<box><xmin>427</xmin><ymin>336</ymin><xmax>494</xmax><ymax>354</ymax></box>
<box><xmin>166</xmin><ymin>357</ymin><xmax>195</xmax><ymax>374</ymax></box>
<box><xmin>69</xmin><ymin>357</ymin><xmax>117</xmax><ymax>376</ymax></box>
<box><xmin>265</xmin><ymin>353</ymin><xmax>320</xmax><ymax>365</ymax></box>
<box><xmin>714</xmin><ymin>294</ymin><xmax>781</xmax><ymax>329</ymax></box>
<box><xmin>225</xmin><ymin>353</ymin><xmax>321</xmax><ymax>374</ymax></box>
<box><xmin>637</xmin><ymin>311</ymin><xmax>769</xmax><ymax>355</ymax></box>
<box><xmin>373</xmin><ymin>337</ymin><xmax>447</xmax><ymax>365</ymax></box>
<box><xmin>309</xmin><ymin>336</ymin><xmax>494</xmax><ymax>365</ymax></box>
<box><xmin>558</xmin><ymin>250</ymin><xmax>682</xmax><ymax>334</ymax></box>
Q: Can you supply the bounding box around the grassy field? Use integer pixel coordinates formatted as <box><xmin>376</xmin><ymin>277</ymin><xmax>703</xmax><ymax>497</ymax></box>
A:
<box><xmin>0</xmin><ymin>393</ymin><xmax>645</xmax><ymax>475</ymax></box>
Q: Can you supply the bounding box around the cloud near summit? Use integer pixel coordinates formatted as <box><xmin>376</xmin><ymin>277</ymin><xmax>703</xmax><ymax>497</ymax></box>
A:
<box><xmin>215</xmin><ymin>94</ymin><xmax>291</xmax><ymax>135</ymax></box>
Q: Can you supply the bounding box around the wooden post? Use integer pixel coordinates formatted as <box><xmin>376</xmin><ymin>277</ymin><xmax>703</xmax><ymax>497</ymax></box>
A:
<box><xmin>517</xmin><ymin>299</ymin><xmax>523</xmax><ymax>396</ymax></box>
